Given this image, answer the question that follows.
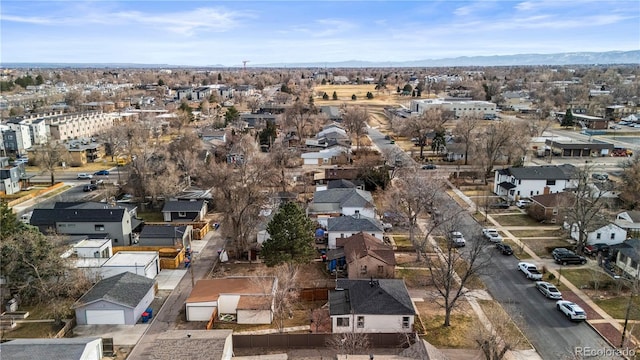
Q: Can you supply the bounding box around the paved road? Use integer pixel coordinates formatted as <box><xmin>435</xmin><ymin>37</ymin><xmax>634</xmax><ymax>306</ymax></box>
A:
<box><xmin>368</xmin><ymin>127</ymin><xmax>619</xmax><ymax>359</ymax></box>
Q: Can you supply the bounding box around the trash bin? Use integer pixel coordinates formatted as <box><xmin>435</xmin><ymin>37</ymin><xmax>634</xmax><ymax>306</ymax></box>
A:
<box><xmin>141</xmin><ymin>312</ymin><xmax>150</xmax><ymax>323</ymax></box>
<box><xmin>146</xmin><ymin>307</ymin><xmax>153</xmax><ymax>319</ymax></box>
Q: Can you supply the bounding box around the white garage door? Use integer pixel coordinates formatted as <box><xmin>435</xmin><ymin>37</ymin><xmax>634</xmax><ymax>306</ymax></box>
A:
<box><xmin>86</xmin><ymin>310</ymin><xmax>125</xmax><ymax>325</ymax></box>
<box><xmin>187</xmin><ymin>305</ymin><xmax>215</xmax><ymax>322</ymax></box>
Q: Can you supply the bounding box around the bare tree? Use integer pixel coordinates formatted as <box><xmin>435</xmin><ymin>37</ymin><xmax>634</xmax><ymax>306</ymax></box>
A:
<box><xmin>326</xmin><ymin>332</ymin><xmax>371</xmax><ymax>355</ymax></box>
<box><xmin>425</xmin><ymin>212</ymin><xmax>491</xmax><ymax>326</ymax></box>
<box><xmin>342</xmin><ymin>105</ymin><xmax>369</xmax><ymax>150</ymax></box>
<box><xmin>388</xmin><ymin>168</ymin><xmax>446</xmax><ymax>261</ymax></box>
<box><xmin>310</xmin><ymin>307</ymin><xmax>330</xmax><ymax>333</ymax></box>
<box><xmin>474</xmin><ymin>301</ymin><xmax>527</xmax><ymax>360</ymax></box>
<box><xmin>168</xmin><ymin>129</ymin><xmax>203</xmax><ymax>187</ymax></box>
<box><xmin>563</xmin><ymin>165</ymin><xmax>610</xmax><ymax>254</ymax></box>
<box><xmin>620</xmin><ymin>154</ymin><xmax>640</xmax><ymax>208</ymax></box>
<box><xmin>399</xmin><ymin>108</ymin><xmax>452</xmax><ymax>159</ymax></box>
<box><xmin>284</xmin><ymin>100</ymin><xmax>316</xmax><ymax>144</ymax></box>
<box><xmin>380</xmin><ymin>146</ymin><xmax>407</xmax><ymax>180</ymax></box>
<box><xmin>250</xmin><ymin>263</ymin><xmax>300</xmax><ymax>332</ymax></box>
<box><xmin>473</xmin><ymin>121</ymin><xmax>518</xmax><ymax>179</ymax></box>
<box><xmin>98</xmin><ymin>126</ymin><xmax>127</xmax><ymax>161</ymax></box>
<box><xmin>453</xmin><ymin>113</ymin><xmax>481</xmax><ymax>165</ymax></box>
<box><xmin>33</xmin><ymin>140</ymin><xmax>68</xmax><ymax>185</ymax></box>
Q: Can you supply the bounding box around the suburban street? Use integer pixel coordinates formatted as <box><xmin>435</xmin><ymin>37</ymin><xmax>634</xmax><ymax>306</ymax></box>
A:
<box><xmin>367</xmin><ymin>127</ymin><xmax>619</xmax><ymax>359</ymax></box>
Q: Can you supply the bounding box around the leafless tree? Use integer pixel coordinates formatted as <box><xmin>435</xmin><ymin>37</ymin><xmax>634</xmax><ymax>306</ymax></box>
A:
<box><xmin>251</xmin><ymin>263</ymin><xmax>300</xmax><ymax>332</ymax></box>
<box><xmin>33</xmin><ymin>140</ymin><xmax>69</xmax><ymax>185</ymax></box>
<box><xmin>620</xmin><ymin>154</ymin><xmax>640</xmax><ymax>208</ymax></box>
<box><xmin>388</xmin><ymin>168</ymin><xmax>446</xmax><ymax>261</ymax></box>
<box><xmin>399</xmin><ymin>108</ymin><xmax>452</xmax><ymax>159</ymax></box>
<box><xmin>310</xmin><ymin>307</ymin><xmax>330</xmax><ymax>333</ymax></box>
<box><xmin>284</xmin><ymin>100</ymin><xmax>315</xmax><ymax>143</ymax></box>
<box><xmin>453</xmin><ymin>113</ymin><xmax>481</xmax><ymax>165</ymax></box>
<box><xmin>425</xmin><ymin>211</ymin><xmax>491</xmax><ymax>326</ymax></box>
<box><xmin>473</xmin><ymin>121</ymin><xmax>519</xmax><ymax>179</ymax></box>
<box><xmin>326</xmin><ymin>331</ymin><xmax>371</xmax><ymax>355</ymax></box>
<box><xmin>246</xmin><ymin>96</ymin><xmax>261</xmax><ymax>113</ymax></box>
<box><xmin>98</xmin><ymin>126</ymin><xmax>128</xmax><ymax>161</ymax></box>
<box><xmin>381</xmin><ymin>146</ymin><xmax>406</xmax><ymax>180</ymax></box>
<box><xmin>168</xmin><ymin>129</ymin><xmax>203</xmax><ymax>187</ymax></box>
<box><xmin>342</xmin><ymin>105</ymin><xmax>369</xmax><ymax>150</ymax></box>
<box><xmin>474</xmin><ymin>301</ymin><xmax>528</xmax><ymax>360</ymax></box>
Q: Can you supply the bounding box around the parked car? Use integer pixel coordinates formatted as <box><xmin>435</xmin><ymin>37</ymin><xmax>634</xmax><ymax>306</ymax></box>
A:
<box><xmin>516</xmin><ymin>199</ymin><xmax>531</xmax><ymax>208</ymax></box>
<box><xmin>450</xmin><ymin>231</ymin><xmax>466</xmax><ymax>247</ymax></box>
<box><xmin>584</xmin><ymin>243</ymin><xmax>610</xmax><ymax>256</ymax></box>
<box><xmin>422</xmin><ymin>164</ymin><xmax>437</xmax><ymax>170</ymax></box>
<box><xmin>591</xmin><ymin>173</ymin><xmax>608</xmax><ymax>182</ymax></box>
<box><xmin>482</xmin><ymin>228</ymin><xmax>503</xmax><ymax>243</ymax></box>
<box><xmin>554</xmin><ymin>252</ymin><xmax>587</xmax><ymax>265</ymax></box>
<box><xmin>551</xmin><ymin>247</ymin><xmax>574</xmax><ymax>258</ymax></box>
<box><xmin>94</xmin><ymin>170</ymin><xmax>110</xmax><ymax>176</ymax></box>
<box><xmin>536</xmin><ymin>281</ymin><xmax>562</xmax><ymax>299</ymax></box>
<box><xmin>83</xmin><ymin>184</ymin><xmax>98</xmax><ymax>192</ymax></box>
<box><xmin>489</xmin><ymin>202</ymin><xmax>510</xmax><ymax>209</ymax></box>
<box><xmin>556</xmin><ymin>300</ymin><xmax>587</xmax><ymax>321</ymax></box>
<box><xmin>496</xmin><ymin>242</ymin><xmax>513</xmax><ymax>256</ymax></box>
<box><xmin>518</xmin><ymin>262</ymin><xmax>543</xmax><ymax>280</ymax></box>
<box><xmin>77</xmin><ymin>173</ymin><xmax>93</xmax><ymax>179</ymax></box>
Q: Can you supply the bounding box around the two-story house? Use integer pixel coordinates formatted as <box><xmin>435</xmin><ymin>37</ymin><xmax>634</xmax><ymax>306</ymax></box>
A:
<box><xmin>0</xmin><ymin>157</ymin><xmax>24</xmax><ymax>195</ymax></box>
<box><xmin>329</xmin><ymin>279</ymin><xmax>415</xmax><ymax>333</ymax></box>
<box><xmin>494</xmin><ymin>164</ymin><xmax>576</xmax><ymax>201</ymax></box>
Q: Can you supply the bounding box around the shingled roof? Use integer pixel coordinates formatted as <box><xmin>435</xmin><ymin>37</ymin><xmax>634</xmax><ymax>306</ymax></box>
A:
<box><xmin>313</xmin><ymin>188</ymin><xmax>374</xmax><ymax>208</ymax></box>
<box><xmin>337</xmin><ymin>232</ymin><xmax>396</xmax><ymax>266</ymax></box>
<box><xmin>30</xmin><ymin>208</ymin><xmax>125</xmax><ymax>225</ymax></box>
<box><xmin>329</xmin><ymin>279</ymin><xmax>415</xmax><ymax>316</ymax></box>
<box><xmin>0</xmin><ymin>338</ymin><xmax>102</xmax><ymax>360</ymax></box>
<box><xmin>506</xmin><ymin>164</ymin><xmax>576</xmax><ymax>180</ymax></box>
<box><xmin>162</xmin><ymin>200</ymin><xmax>206</xmax><ymax>212</ymax></box>
<box><xmin>327</xmin><ymin>216</ymin><xmax>384</xmax><ymax>232</ymax></box>
<box><xmin>72</xmin><ymin>272</ymin><xmax>155</xmax><ymax>309</ymax></box>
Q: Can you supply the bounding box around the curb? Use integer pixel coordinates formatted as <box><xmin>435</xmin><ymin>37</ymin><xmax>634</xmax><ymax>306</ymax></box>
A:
<box><xmin>585</xmin><ymin>321</ymin><xmax>633</xmax><ymax>360</ymax></box>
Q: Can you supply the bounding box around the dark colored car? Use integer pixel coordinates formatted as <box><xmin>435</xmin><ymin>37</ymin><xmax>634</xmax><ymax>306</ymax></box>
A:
<box><xmin>551</xmin><ymin>247</ymin><xmax>574</xmax><ymax>258</ymax></box>
<box><xmin>422</xmin><ymin>164</ymin><xmax>436</xmax><ymax>170</ymax></box>
<box><xmin>496</xmin><ymin>242</ymin><xmax>514</xmax><ymax>255</ymax></box>
<box><xmin>554</xmin><ymin>252</ymin><xmax>587</xmax><ymax>265</ymax></box>
<box><xmin>489</xmin><ymin>202</ymin><xmax>510</xmax><ymax>209</ymax></box>
<box><xmin>94</xmin><ymin>170</ymin><xmax>110</xmax><ymax>176</ymax></box>
<box><xmin>83</xmin><ymin>184</ymin><xmax>98</xmax><ymax>192</ymax></box>
<box><xmin>584</xmin><ymin>243</ymin><xmax>610</xmax><ymax>256</ymax></box>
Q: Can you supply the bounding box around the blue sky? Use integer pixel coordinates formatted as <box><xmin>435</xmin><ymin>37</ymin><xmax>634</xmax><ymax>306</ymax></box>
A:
<box><xmin>2</xmin><ymin>0</ymin><xmax>639</xmax><ymax>66</ymax></box>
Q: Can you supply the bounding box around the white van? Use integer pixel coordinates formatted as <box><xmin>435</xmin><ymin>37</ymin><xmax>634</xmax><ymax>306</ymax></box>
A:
<box><xmin>20</xmin><ymin>211</ymin><xmax>33</xmax><ymax>224</ymax></box>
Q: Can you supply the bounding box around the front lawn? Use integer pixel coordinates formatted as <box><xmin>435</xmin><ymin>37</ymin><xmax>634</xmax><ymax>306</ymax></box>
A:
<box><xmin>491</xmin><ymin>214</ymin><xmax>541</xmax><ymax>227</ymax></box>
<box><xmin>136</xmin><ymin>211</ymin><xmax>164</xmax><ymax>222</ymax></box>
<box><xmin>595</xmin><ymin>296</ymin><xmax>640</xmax><ymax>321</ymax></box>
<box><xmin>419</xmin><ymin>311</ymin><xmax>481</xmax><ymax>348</ymax></box>
<box><xmin>518</xmin><ymin>237</ymin><xmax>573</xmax><ymax>258</ymax></box>
<box><xmin>509</xmin><ymin>229</ymin><xmax>563</xmax><ymax>238</ymax></box>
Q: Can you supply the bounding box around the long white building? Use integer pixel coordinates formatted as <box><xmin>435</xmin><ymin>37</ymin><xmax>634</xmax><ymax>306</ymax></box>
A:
<box><xmin>410</xmin><ymin>98</ymin><xmax>497</xmax><ymax>118</ymax></box>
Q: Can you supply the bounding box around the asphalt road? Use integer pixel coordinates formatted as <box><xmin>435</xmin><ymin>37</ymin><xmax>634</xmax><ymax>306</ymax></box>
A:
<box><xmin>367</xmin><ymin>126</ymin><xmax>619</xmax><ymax>359</ymax></box>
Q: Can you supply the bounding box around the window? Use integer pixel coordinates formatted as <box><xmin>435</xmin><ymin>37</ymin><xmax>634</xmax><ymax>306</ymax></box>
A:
<box><xmin>620</xmin><ymin>254</ymin><xmax>627</xmax><ymax>263</ymax></box>
<box><xmin>402</xmin><ymin>316</ymin><xmax>411</xmax><ymax>329</ymax></box>
<box><xmin>178</xmin><ymin>211</ymin><xmax>186</xmax><ymax>217</ymax></box>
<box><xmin>611</xmin><ymin>233</ymin><xmax>616</xmax><ymax>240</ymax></box>
<box><xmin>337</xmin><ymin>317</ymin><xmax>349</xmax><ymax>327</ymax></box>
<box><xmin>632</xmin><ymin>260</ymin><xmax>638</xmax><ymax>269</ymax></box>
<box><xmin>357</xmin><ymin>316</ymin><xmax>364</xmax><ymax>328</ymax></box>
<box><xmin>360</xmin><ymin>265</ymin><xmax>367</xmax><ymax>274</ymax></box>
<box><xmin>552</xmin><ymin>208</ymin><xmax>558</xmax><ymax>215</ymax></box>
<box><xmin>596</xmin><ymin>233</ymin><xmax>601</xmax><ymax>239</ymax></box>
<box><xmin>377</xmin><ymin>265</ymin><xmax>384</xmax><ymax>274</ymax></box>
<box><xmin>546</xmin><ymin>180</ymin><xmax>556</xmax><ymax>186</ymax></box>
<box><xmin>95</xmin><ymin>224</ymin><xmax>105</xmax><ymax>231</ymax></box>
<box><xmin>354</xmin><ymin>210</ymin><xmax>360</xmax><ymax>215</ymax></box>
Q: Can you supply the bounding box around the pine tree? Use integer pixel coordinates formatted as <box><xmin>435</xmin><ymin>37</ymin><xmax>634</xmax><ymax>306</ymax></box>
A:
<box><xmin>332</xmin><ymin>91</ymin><xmax>338</xmax><ymax>100</ymax></box>
<box><xmin>323</xmin><ymin>92</ymin><xmax>329</xmax><ymax>100</ymax></box>
<box><xmin>262</xmin><ymin>202</ymin><xmax>316</xmax><ymax>266</ymax></box>
<box><xmin>351</xmin><ymin>94</ymin><xmax>357</xmax><ymax>100</ymax></box>
<box><xmin>561</xmin><ymin>109</ymin><xmax>574</xmax><ymax>128</ymax></box>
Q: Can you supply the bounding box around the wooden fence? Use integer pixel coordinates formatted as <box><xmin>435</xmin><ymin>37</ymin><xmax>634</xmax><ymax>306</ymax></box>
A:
<box><xmin>112</xmin><ymin>245</ymin><xmax>185</xmax><ymax>270</ymax></box>
<box><xmin>54</xmin><ymin>318</ymin><xmax>76</xmax><ymax>338</ymax></box>
<box><xmin>299</xmin><ymin>288</ymin><xmax>330</xmax><ymax>302</ymax></box>
<box><xmin>144</xmin><ymin>221</ymin><xmax>211</xmax><ymax>240</ymax></box>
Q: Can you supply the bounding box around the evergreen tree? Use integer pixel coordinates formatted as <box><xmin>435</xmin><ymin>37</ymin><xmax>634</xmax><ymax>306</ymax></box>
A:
<box><xmin>431</xmin><ymin>129</ymin><xmax>446</xmax><ymax>153</ymax></box>
<box><xmin>218</xmin><ymin>73</ymin><xmax>222</xmax><ymax>81</ymax></box>
<box><xmin>321</xmin><ymin>78</ymin><xmax>327</xmax><ymax>85</ymax></box>
<box><xmin>0</xmin><ymin>201</ymin><xmax>23</xmax><ymax>238</ymax></box>
<box><xmin>262</xmin><ymin>202</ymin><xmax>316</xmax><ymax>266</ymax></box>
<box><xmin>35</xmin><ymin>75</ymin><xmax>44</xmax><ymax>85</ymax></box>
<box><xmin>323</xmin><ymin>92</ymin><xmax>329</xmax><ymax>100</ymax></box>
<box><xmin>366</xmin><ymin>92</ymin><xmax>374</xmax><ymax>99</ymax></box>
<box><xmin>157</xmin><ymin>78</ymin><xmax>165</xmax><ymax>86</ymax></box>
<box><xmin>332</xmin><ymin>91</ymin><xmax>338</xmax><ymax>100</ymax></box>
<box><xmin>396</xmin><ymin>86</ymin><xmax>401</xmax><ymax>93</ymax></box>
<box><xmin>224</xmin><ymin>106</ymin><xmax>240</xmax><ymax>125</ymax></box>
<box><xmin>351</xmin><ymin>94</ymin><xmax>357</xmax><ymax>100</ymax></box>
<box><xmin>561</xmin><ymin>109</ymin><xmax>574</xmax><ymax>128</ymax></box>
<box><xmin>259</xmin><ymin>120</ymin><xmax>277</xmax><ymax>147</ymax></box>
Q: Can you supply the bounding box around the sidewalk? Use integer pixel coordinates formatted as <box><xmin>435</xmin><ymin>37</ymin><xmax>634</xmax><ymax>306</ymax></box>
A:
<box><xmin>450</xmin><ymin>185</ymin><xmax>637</xmax><ymax>350</ymax></box>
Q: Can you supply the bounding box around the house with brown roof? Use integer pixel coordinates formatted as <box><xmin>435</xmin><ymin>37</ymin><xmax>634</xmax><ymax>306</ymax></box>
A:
<box><xmin>185</xmin><ymin>277</ymin><xmax>275</xmax><ymax>324</ymax></box>
<box><xmin>528</xmin><ymin>192</ymin><xmax>575</xmax><ymax>223</ymax></box>
<box><xmin>335</xmin><ymin>232</ymin><xmax>396</xmax><ymax>279</ymax></box>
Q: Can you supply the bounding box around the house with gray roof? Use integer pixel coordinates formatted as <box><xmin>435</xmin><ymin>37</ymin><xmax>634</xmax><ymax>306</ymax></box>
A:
<box><xmin>308</xmin><ymin>188</ymin><xmax>376</xmax><ymax>222</ymax></box>
<box><xmin>616</xmin><ymin>211</ymin><xmax>640</xmax><ymax>237</ymax></box>
<box><xmin>138</xmin><ymin>224</ymin><xmax>192</xmax><ymax>247</ymax></box>
<box><xmin>326</xmin><ymin>215</ymin><xmax>384</xmax><ymax>249</ymax></box>
<box><xmin>0</xmin><ymin>337</ymin><xmax>103</xmax><ymax>360</ymax></box>
<box><xmin>72</xmin><ymin>272</ymin><xmax>156</xmax><ymax>325</ymax></box>
<box><xmin>329</xmin><ymin>278</ymin><xmax>415</xmax><ymax>333</ymax></box>
<box><xmin>615</xmin><ymin>239</ymin><xmax>640</xmax><ymax>279</ymax></box>
<box><xmin>319</xmin><ymin>106</ymin><xmax>342</xmax><ymax>122</ymax></box>
<box><xmin>162</xmin><ymin>199</ymin><xmax>207</xmax><ymax>222</ymax></box>
<box><xmin>494</xmin><ymin>164</ymin><xmax>576</xmax><ymax>201</ymax></box>
<box><xmin>126</xmin><ymin>330</ymin><xmax>233</xmax><ymax>360</ymax></box>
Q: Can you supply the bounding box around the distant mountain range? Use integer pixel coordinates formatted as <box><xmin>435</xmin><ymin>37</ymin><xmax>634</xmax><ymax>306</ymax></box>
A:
<box><xmin>2</xmin><ymin>50</ymin><xmax>638</xmax><ymax>69</ymax></box>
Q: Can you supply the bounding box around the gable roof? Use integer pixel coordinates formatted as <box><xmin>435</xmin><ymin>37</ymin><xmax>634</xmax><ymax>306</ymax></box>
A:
<box><xmin>505</xmin><ymin>164</ymin><xmax>576</xmax><ymax>180</ymax></box>
<box><xmin>313</xmin><ymin>188</ymin><xmax>374</xmax><ymax>208</ymax></box>
<box><xmin>162</xmin><ymin>200</ymin><xmax>206</xmax><ymax>213</ymax></box>
<box><xmin>327</xmin><ymin>216</ymin><xmax>384</xmax><ymax>232</ymax></box>
<box><xmin>329</xmin><ymin>279</ymin><xmax>415</xmax><ymax>316</ymax></box>
<box><xmin>618</xmin><ymin>238</ymin><xmax>640</xmax><ymax>263</ymax></box>
<box><xmin>72</xmin><ymin>272</ymin><xmax>155</xmax><ymax>309</ymax></box>
<box><xmin>30</xmin><ymin>208</ymin><xmax>125</xmax><ymax>225</ymax></box>
<box><xmin>620</xmin><ymin>211</ymin><xmax>640</xmax><ymax>223</ymax></box>
<box><xmin>530</xmin><ymin>192</ymin><xmax>576</xmax><ymax>207</ymax></box>
<box><xmin>338</xmin><ymin>232</ymin><xmax>396</xmax><ymax>266</ymax></box>
<box><xmin>0</xmin><ymin>338</ymin><xmax>101</xmax><ymax>360</ymax></box>
<box><xmin>327</xmin><ymin>179</ymin><xmax>363</xmax><ymax>189</ymax></box>
<box><xmin>140</xmin><ymin>225</ymin><xmax>188</xmax><ymax>238</ymax></box>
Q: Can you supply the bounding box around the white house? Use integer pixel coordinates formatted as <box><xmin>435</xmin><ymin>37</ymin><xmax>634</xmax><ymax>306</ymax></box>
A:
<box><xmin>100</xmin><ymin>251</ymin><xmax>160</xmax><ymax>279</ymax></box>
<box><xmin>0</xmin><ymin>338</ymin><xmax>104</xmax><ymax>360</ymax></box>
<box><xmin>329</xmin><ymin>279</ymin><xmax>415</xmax><ymax>333</ymax></box>
<box><xmin>326</xmin><ymin>216</ymin><xmax>384</xmax><ymax>249</ymax></box>
<box><xmin>185</xmin><ymin>277</ymin><xmax>275</xmax><ymax>324</ymax></box>
<box><xmin>73</xmin><ymin>239</ymin><xmax>113</xmax><ymax>259</ymax></box>
<box><xmin>301</xmin><ymin>147</ymin><xmax>347</xmax><ymax>166</ymax></box>
<box><xmin>494</xmin><ymin>164</ymin><xmax>576</xmax><ymax>201</ymax></box>
<box><xmin>615</xmin><ymin>211</ymin><xmax>640</xmax><ymax>237</ymax></box>
<box><xmin>308</xmin><ymin>188</ymin><xmax>376</xmax><ymax>219</ymax></box>
<box><xmin>570</xmin><ymin>223</ymin><xmax>627</xmax><ymax>246</ymax></box>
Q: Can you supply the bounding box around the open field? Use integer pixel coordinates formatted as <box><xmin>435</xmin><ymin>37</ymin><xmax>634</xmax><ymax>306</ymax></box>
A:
<box><xmin>314</xmin><ymin>84</ymin><xmax>410</xmax><ymax>107</ymax></box>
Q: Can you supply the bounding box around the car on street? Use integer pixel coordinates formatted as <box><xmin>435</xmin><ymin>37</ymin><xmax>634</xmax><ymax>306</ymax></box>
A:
<box><xmin>83</xmin><ymin>184</ymin><xmax>98</xmax><ymax>192</ymax></box>
<box><xmin>94</xmin><ymin>170</ymin><xmax>110</xmax><ymax>176</ymax></box>
<box><xmin>482</xmin><ymin>228</ymin><xmax>503</xmax><ymax>242</ymax></box>
<box><xmin>584</xmin><ymin>243</ymin><xmax>610</xmax><ymax>256</ymax></box>
<box><xmin>536</xmin><ymin>281</ymin><xmax>562</xmax><ymax>299</ymax></box>
<box><xmin>554</xmin><ymin>252</ymin><xmax>587</xmax><ymax>265</ymax></box>
<box><xmin>496</xmin><ymin>242</ymin><xmax>513</xmax><ymax>255</ymax></box>
<box><xmin>450</xmin><ymin>231</ymin><xmax>466</xmax><ymax>247</ymax></box>
<box><xmin>77</xmin><ymin>173</ymin><xmax>93</xmax><ymax>179</ymax></box>
<box><xmin>556</xmin><ymin>300</ymin><xmax>587</xmax><ymax>321</ymax></box>
<box><xmin>518</xmin><ymin>262</ymin><xmax>543</xmax><ymax>280</ymax></box>
<box><xmin>422</xmin><ymin>164</ymin><xmax>437</xmax><ymax>170</ymax></box>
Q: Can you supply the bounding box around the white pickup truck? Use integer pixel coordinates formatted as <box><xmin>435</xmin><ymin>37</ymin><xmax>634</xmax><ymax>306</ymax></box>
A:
<box><xmin>482</xmin><ymin>228</ymin><xmax>503</xmax><ymax>243</ymax></box>
<box><xmin>518</xmin><ymin>262</ymin><xmax>543</xmax><ymax>280</ymax></box>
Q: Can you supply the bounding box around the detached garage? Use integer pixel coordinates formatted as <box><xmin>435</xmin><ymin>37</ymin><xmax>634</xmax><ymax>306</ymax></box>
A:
<box><xmin>73</xmin><ymin>272</ymin><xmax>156</xmax><ymax>325</ymax></box>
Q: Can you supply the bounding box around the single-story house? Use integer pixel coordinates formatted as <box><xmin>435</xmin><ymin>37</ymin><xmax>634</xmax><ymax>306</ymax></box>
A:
<box><xmin>301</xmin><ymin>147</ymin><xmax>349</xmax><ymax>166</ymax></box>
<box><xmin>570</xmin><ymin>223</ymin><xmax>627</xmax><ymax>246</ymax></box>
<box><xmin>162</xmin><ymin>200</ymin><xmax>207</xmax><ymax>222</ymax></box>
<box><xmin>326</xmin><ymin>216</ymin><xmax>384</xmax><ymax>249</ymax></box>
<box><xmin>138</xmin><ymin>224</ymin><xmax>192</xmax><ymax>247</ymax></box>
<box><xmin>336</xmin><ymin>232</ymin><xmax>396</xmax><ymax>279</ymax></box>
<box><xmin>124</xmin><ymin>330</ymin><xmax>233</xmax><ymax>360</ymax></box>
<box><xmin>72</xmin><ymin>272</ymin><xmax>156</xmax><ymax>325</ymax></box>
<box><xmin>615</xmin><ymin>211</ymin><xmax>640</xmax><ymax>238</ymax></box>
<box><xmin>100</xmin><ymin>251</ymin><xmax>160</xmax><ymax>280</ymax></box>
<box><xmin>0</xmin><ymin>338</ymin><xmax>103</xmax><ymax>360</ymax></box>
<box><xmin>329</xmin><ymin>279</ymin><xmax>415</xmax><ymax>333</ymax></box>
<box><xmin>545</xmin><ymin>139</ymin><xmax>614</xmax><ymax>157</ymax></box>
<box><xmin>308</xmin><ymin>188</ymin><xmax>376</xmax><ymax>220</ymax></box>
<box><xmin>615</xmin><ymin>239</ymin><xmax>640</xmax><ymax>279</ymax></box>
<box><xmin>185</xmin><ymin>277</ymin><xmax>275</xmax><ymax>324</ymax></box>
<box><xmin>72</xmin><ymin>238</ymin><xmax>113</xmax><ymax>259</ymax></box>
<box><xmin>528</xmin><ymin>192</ymin><xmax>575</xmax><ymax>223</ymax></box>
<box><xmin>444</xmin><ymin>142</ymin><xmax>467</xmax><ymax>162</ymax></box>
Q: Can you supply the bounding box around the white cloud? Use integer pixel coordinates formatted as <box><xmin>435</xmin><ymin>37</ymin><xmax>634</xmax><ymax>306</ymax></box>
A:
<box><xmin>1</xmin><ymin>14</ymin><xmax>53</xmax><ymax>25</ymax></box>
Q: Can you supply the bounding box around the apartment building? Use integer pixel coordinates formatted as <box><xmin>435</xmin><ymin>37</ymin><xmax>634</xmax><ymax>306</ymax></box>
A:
<box><xmin>410</xmin><ymin>98</ymin><xmax>497</xmax><ymax>118</ymax></box>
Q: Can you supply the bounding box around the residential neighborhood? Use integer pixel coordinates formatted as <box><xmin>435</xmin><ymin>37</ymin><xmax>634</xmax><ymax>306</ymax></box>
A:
<box><xmin>2</xmin><ymin>54</ymin><xmax>640</xmax><ymax>360</ymax></box>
